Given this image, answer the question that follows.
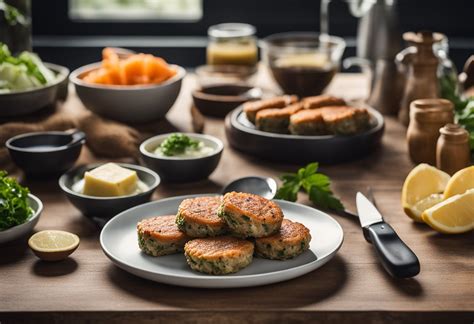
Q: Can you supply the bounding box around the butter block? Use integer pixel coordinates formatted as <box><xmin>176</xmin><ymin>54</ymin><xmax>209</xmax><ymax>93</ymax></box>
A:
<box><xmin>83</xmin><ymin>163</ymin><xmax>138</xmax><ymax>197</ymax></box>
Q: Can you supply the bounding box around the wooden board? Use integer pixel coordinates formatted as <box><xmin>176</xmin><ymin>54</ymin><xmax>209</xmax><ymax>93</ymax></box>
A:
<box><xmin>0</xmin><ymin>72</ymin><xmax>473</xmax><ymax>324</ymax></box>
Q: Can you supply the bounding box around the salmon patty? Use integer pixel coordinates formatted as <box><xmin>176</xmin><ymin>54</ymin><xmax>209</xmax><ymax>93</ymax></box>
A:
<box><xmin>176</xmin><ymin>196</ymin><xmax>227</xmax><ymax>237</ymax></box>
<box><xmin>218</xmin><ymin>192</ymin><xmax>283</xmax><ymax>238</ymax></box>
<box><xmin>319</xmin><ymin>106</ymin><xmax>370</xmax><ymax>135</ymax></box>
<box><xmin>303</xmin><ymin>95</ymin><xmax>346</xmax><ymax>109</ymax></box>
<box><xmin>244</xmin><ymin>95</ymin><xmax>298</xmax><ymax>123</ymax></box>
<box><xmin>137</xmin><ymin>215</ymin><xmax>190</xmax><ymax>256</ymax></box>
<box><xmin>289</xmin><ymin>109</ymin><xmax>327</xmax><ymax>135</ymax></box>
<box><xmin>184</xmin><ymin>236</ymin><xmax>254</xmax><ymax>275</ymax></box>
<box><xmin>255</xmin><ymin>103</ymin><xmax>303</xmax><ymax>134</ymax></box>
<box><xmin>255</xmin><ymin>219</ymin><xmax>311</xmax><ymax>260</ymax></box>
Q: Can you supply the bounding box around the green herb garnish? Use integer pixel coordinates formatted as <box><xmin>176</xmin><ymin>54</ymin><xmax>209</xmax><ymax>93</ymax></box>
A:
<box><xmin>440</xmin><ymin>75</ymin><xmax>474</xmax><ymax>151</ymax></box>
<box><xmin>159</xmin><ymin>133</ymin><xmax>200</xmax><ymax>156</ymax></box>
<box><xmin>0</xmin><ymin>171</ymin><xmax>33</xmax><ymax>231</ymax></box>
<box><xmin>275</xmin><ymin>162</ymin><xmax>344</xmax><ymax>211</ymax></box>
<box><xmin>0</xmin><ymin>0</ymin><xmax>27</xmax><ymax>26</ymax></box>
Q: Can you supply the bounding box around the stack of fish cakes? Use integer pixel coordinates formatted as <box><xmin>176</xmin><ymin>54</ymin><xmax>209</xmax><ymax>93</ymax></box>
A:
<box><xmin>244</xmin><ymin>94</ymin><xmax>371</xmax><ymax>135</ymax></box>
<box><xmin>136</xmin><ymin>192</ymin><xmax>312</xmax><ymax>275</ymax></box>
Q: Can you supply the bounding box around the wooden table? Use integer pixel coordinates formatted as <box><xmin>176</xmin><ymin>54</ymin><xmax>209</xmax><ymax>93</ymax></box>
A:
<box><xmin>1</xmin><ymin>73</ymin><xmax>473</xmax><ymax>324</ymax></box>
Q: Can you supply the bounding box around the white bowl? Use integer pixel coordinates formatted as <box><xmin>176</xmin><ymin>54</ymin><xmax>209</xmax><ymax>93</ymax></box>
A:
<box><xmin>70</xmin><ymin>63</ymin><xmax>186</xmax><ymax>123</ymax></box>
<box><xmin>0</xmin><ymin>194</ymin><xmax>43</xmax><ymax>244</ymax></box>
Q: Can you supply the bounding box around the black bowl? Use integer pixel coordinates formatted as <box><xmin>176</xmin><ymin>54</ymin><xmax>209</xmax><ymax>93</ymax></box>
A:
<box><xmin>6</xmin><ymin>131</ymin><xmax>86</xmax><ymax>178</ymax></box>
<box><xmin>59</xmin><ymin>163</ymin><xmax>160</xmax><ymax>225</ymax></box>
<box><xmin>139</xmin><ymin>133</ymin><xmax>223</xmax><ymax>183</ymax></box>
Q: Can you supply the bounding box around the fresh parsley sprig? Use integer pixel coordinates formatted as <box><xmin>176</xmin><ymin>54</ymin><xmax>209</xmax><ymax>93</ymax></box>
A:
<box><xmin>275</xmin><ymin>162</ymin><xmax>344</xmax><ymax>211</ymax></box>
<box><xmin>159</xmin><ymin>133</ymin><xmax>200</xmax><ymax>156</ymax></box>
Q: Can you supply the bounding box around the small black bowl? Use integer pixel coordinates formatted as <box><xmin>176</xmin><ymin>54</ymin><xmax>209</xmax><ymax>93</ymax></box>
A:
<box><xmin>139</xmin><ymin>133</ymin><xmax>223</xmax><ymax>183</ymax></box>
<box><xmin>58</xmin><ymin>163</ymin><xmax>160</xmax><ymax>225</ymax></box>
<box><xmin>192</xmin><ymin>84</ymin><xmax>261</xmax><ymax>118</ymax></box>
<box><xmin>6</xmin><ymin>131</ymin><xmax>86</xmax><ymax>178</ymax></box>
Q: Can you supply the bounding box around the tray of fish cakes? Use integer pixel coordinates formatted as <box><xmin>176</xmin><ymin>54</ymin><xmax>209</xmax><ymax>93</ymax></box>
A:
<box><xmin>225</xmin><ymin>94</ymin><xmax>385</xmax><ymax>164</ymax></box>
<box><xmin>100</xmin><ymin>192</ymin><xmax>343</xmax><ymax>288</ymax></box>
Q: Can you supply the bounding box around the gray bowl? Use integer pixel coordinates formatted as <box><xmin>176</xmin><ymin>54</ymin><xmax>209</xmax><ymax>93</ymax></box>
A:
<box><xmin>0</xmin><ymin>194</ymin><xmax>43</xmax><ymax>244</ymax></box>
<box><xmin>70</xmin><ymin>62</ymin><xmax>186</xmax><ymax>124</ymax></box>
<box><xmin>0</xmin><ymin>63</ymin><xmax>69</xmax><ymax>117</ymax></box>
<box><xmin>139</xmin><ymin>133</ymin><xmax>223</xmax><ymax>183</ymax></box>
<box><xmin>59</xmin><ymin>163</ymin><xmax>160</xmax><ymax>225</ymax></box>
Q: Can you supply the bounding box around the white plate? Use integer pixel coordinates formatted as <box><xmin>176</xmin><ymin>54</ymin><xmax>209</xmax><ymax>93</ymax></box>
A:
<box><xmin>100</xmin><ymin>194</ymin><xmax>344</xmax><ymax>288</ymax></box>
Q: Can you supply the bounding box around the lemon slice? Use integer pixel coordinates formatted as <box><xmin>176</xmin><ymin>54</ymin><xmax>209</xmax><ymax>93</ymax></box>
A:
<box><xmin>443</xmin><ymin>166</ymin><xmax>474</xmax><ymax>199</ymax></box>
<box><xmin>402</xmin><ymin>164</ymin><xmax>451</xmax><ymax>222</ymax></box>
<box><xmin>422</xmin><ymin>189</ymin><xmax>474</xmax><ymax>234</ymax></box>
<box><xmin>28</xmin><ymin>230</ymin><xmax>80</xmax><ymax>261</ymax></box>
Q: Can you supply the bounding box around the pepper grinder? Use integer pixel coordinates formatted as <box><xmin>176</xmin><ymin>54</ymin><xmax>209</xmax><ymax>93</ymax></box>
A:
<box><xmin>436</xmin><ymin>124</ymin><xmax>471</xmax><ymax>175</ymax></box>
<box><xmin>397</xmin><ymin>31</ymin><xmax>444</xmax><ymax>126</ymax></box>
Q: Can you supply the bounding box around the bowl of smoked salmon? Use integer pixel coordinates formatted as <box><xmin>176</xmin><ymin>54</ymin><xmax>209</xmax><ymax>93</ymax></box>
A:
<box><xmin>70</xmin><ymin>48</ymin><xmax>186</xmax><ymax>124</ymax></box>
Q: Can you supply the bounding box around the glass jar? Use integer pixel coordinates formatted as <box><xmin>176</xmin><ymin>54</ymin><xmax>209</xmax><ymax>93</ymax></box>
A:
<box><xmin>0</xmin><ymin>0</ymin><xmax>32</xmax><ymax>54</ymax></box>
<box><xmin>207</xmin><ymin>23</ymin><xmax>258</xmax><ymax>67</ymax></box>
<box><xmin>407</xmin><ymin>99</ymin><xmax>454</xmax><ymax>165</ymax></box>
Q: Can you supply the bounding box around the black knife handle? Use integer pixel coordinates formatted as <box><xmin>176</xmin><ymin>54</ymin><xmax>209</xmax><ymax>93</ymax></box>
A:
<box><xmin>363</xmin><ymin>222</ymin><xmax>420</xmax><ymax>278</ymax></box>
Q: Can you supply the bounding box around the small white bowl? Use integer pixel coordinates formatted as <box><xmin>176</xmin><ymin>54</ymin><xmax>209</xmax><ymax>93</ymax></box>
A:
<box><xmin>0</xmin><ymin>194</ymin><xmax>43</xmax><ymax>244</ymax></box>
<box><xmin>70</xmin><ymin>63</ymin><xmax>186</xmax><ymax>124</ymax></box>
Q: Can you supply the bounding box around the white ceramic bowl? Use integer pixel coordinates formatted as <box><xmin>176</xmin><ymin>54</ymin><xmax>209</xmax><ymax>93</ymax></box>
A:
<box><xmin>0</xmin><ymin>194</ymin><xmax>43</xmax><ymax>244</ymax></box>
<box><xmin>70</xmin><ymin>63</ymin><xmax>186</xmax><ymax>123</ymax></box>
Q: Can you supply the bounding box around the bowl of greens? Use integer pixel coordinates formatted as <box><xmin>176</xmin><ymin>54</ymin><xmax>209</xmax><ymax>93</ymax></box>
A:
<box><xmin>0</xmin><ymin>171</ymin><xmax>43</xmax><ymax>244</ymax></box>
<box><xmin>140</xmin><ymin>133</ymin><xmax>224</xmax><ymax>183</ymax></box>
<box><xmin>0</xmin><ymin>43</ymin><xmax>69</xmax><ymax>117</ymax></box>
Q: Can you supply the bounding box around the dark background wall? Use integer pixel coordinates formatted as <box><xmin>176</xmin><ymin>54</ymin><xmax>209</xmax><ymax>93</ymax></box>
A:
<box><xmin>31</xmin><ymin>0</ymin><xmax>474</xmax><ymax>71</ymax></box>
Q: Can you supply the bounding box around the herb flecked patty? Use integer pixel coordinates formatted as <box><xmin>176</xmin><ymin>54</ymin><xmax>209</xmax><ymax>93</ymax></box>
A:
<box><xmin>137</xmin><ymin>215</ymin><xmax>190</xmax><ymax>256</ymax></box>
<box><xmin>184</xmin><ymin>236</ymin><xmax>254</xmax><ymax>275</ymax></box>
<box><xmin>176</xmin><ymin>196</ymin><xmax>227</xmax><ymax>237</ymax></box>
<box><xmin>218</xmin><ymin>192</ymin><xmax>283</xmax><ymax>238</ymax></box>
<box><xmin>255</xmin><ymin>219</ymin><xmax>311</xmax><ymax>260</ymax></box>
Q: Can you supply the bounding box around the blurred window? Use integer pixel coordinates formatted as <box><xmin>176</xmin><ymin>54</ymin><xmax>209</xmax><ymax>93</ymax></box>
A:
<box><xmin>69</xmin><ymin>0</ymin><xmax>202</xmax><ymax>22</ymax></box>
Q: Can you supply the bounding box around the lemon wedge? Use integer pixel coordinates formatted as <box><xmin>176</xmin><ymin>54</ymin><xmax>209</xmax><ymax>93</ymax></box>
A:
<box><xmin>443</xmin><ymin>166</ymin><xmax>474</xmax><ymax>199</ymax></box>
<box><xmin>402</xmin><ymin>164</ymin><xmax>451</xmax><ymax>222</ymax></box>
<box><xmin>422</xmin><ymin>189</ymin><xmax>474</xmax><ymax>234</ymax></box>
<box><xmin>28</xmin><ymin>230</ymin><xmax>80</xmax><ymax>261</ymax></box>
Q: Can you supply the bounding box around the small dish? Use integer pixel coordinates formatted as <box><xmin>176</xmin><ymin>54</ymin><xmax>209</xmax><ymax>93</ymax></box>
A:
<box><xmin>195</xmin><ymin>64</ymin><xmax>257</xmax><ymax>88</ymax></box>
<box><xmin>0</xmin><ymin>194</ymin><xmax>43</xmax><ymax>244</ymax></box>
<box><xmin>70</xmin><ymin>62</ymin><xmax>186</xmax><ymax>124</ymax></box>
<box><xmin>140</xmin><ymin>133</ymin><xmax>223</xmax><ymax>183</ymax></box>
<box><xmin>6</xmin><ymin>130</ymin><xmax>86</xmax><ymax>178</ymax></box>
<box><xmin>59</xmin><ymin>163</ymin><xmax>160</xmax><ymax>224</ymax></box>
<box><xmin>0</xmin><ymin>63</ymin><xmax>70</xmax><ymax>118</ymax></box>
<box><xmin>192</xmin><ymin>84</ymin><xmax>261</xmax><ymax>118</ymax></box>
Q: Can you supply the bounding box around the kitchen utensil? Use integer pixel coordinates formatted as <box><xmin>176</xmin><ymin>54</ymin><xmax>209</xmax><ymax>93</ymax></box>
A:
<box><xmin>139</xmin><ymin>133</ymin><xmax>223</xmax><ymax>183</ymax></box>
<box><xmin>100</xmin><ymin>194</ymin><xmax>343</xmax><ymax>288</ymax></box>
<box><xmin>225</xmin><ymin>104</ymin><xmax>384</xmax><ymax>164</ymax></box>
<box><xmin>222</xmin><ymin>176</ymin><xmax>277</xmax><ymax>199</ymax></box>
<box><xmin>356</xmin><ymin>192</ymin><xmax>420</xmax><ymax>278</ymax></box>
<box><xmin>6</xmin><ymin>130</ymin><xmax>86</xmax><ymax>178</ymax></box>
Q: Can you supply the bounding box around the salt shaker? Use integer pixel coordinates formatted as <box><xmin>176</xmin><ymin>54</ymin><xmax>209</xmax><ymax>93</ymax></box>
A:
<box><xmin>407</xmin><ymin>99</ymin><xmax>454</xmax><ymax>164</ymax></box>
<box><xmin>436</xmin><ymin>124</ymin><xmax>471</xmax><ymax>175</ymax></box>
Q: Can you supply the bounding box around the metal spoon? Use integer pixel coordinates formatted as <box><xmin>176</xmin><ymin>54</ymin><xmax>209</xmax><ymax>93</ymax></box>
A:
<box><xmin>222</xmin><ymin>176</ymin><xmax>277</xmax><ymax>199</ymax></box>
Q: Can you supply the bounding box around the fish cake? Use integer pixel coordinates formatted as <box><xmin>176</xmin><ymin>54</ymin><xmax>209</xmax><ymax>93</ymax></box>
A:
<box><xmin>289</xmin><ymin>109</ymin><xmax>327</xmax><ymax>135</ymax></box>
<box><xmin>176</xmin><ymin>196</ymin><xmax>227</xmax><ymax>237</ymax></box>
<box><xmin>184</xmin><ymin>236</ymin><xmax>254</xmax><ymax>275</ymax></box>
<box><xmin>218</xmin><ymin>192</ymin><xmax>283</xmax><ymax>238</ymax></box>
<box><xmin>255</xmin><ymin>219</ymin><xmax>311</xmax><ymax>260</ymax></box>
<box><xmin>243</xmin><ymin>95</ymin><xmax>298</xmax><ymax>123</ymax></box>
<box><xmin>255</xmin><ymin>103</ymin><xmax>303</xmax><ymax>134</ymax></box>
<box><xmin>319</xmin><ymin>106</ymin><xmax>370</xmax><ymax>135</ymax></box>
<box><xmin>137</xmin><ymin>215</ymin><xmax>190</xmax><ymax>256</ymax></box>
<box><xmin>303</xmin><ymin>95</ymin><xmax>346</xmax><ymax>109</ymax></box>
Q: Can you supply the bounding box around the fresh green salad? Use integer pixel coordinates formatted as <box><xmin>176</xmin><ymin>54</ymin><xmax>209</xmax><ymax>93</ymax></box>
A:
<box><xmin>0</xmin><ymin>171</ymin><xmax>33</xmax><ymax>231</ymax></box>
<box><xmin>440</xmin><ymin>75</ymin><xmax>474</xmax><ymax>151</ymax></box>
<box><xmin>157</xmin><ymin>133</ymin><xmax>200</xmax><ymax>156</ymax></box>
<box><xmin>0</xmin><ymin>43</ymin><xmax>56</xmax><ymax>94</ymax></box>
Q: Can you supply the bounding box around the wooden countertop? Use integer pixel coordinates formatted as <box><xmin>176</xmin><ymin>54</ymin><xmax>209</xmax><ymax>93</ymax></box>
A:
<box><xmin>1</xmin><ymin>72</ymin><xmax>473</xmax><ymax>323</ymax></box>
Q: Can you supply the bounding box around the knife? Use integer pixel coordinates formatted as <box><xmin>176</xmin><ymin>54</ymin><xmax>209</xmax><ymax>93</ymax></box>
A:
<box><xmin>356</xmin><ymin>192</ymin><xmax>420</xmax><ymax>278</ymax></box>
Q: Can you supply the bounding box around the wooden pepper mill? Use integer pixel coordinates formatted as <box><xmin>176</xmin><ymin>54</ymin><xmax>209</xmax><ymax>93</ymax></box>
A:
<box><xmin>436</xmin><ymin>124</ymin><xmax>471</xmax><ymax>175</ymax></box>
<box><xmin>397</xmin><ymin>31</ymin><xmax>444</xmax><ymax>126</ymax></box>
<box><xmin>407</xmin><ymin>99</ymin><xmax>454</xmax><ymax>165</ymax></box>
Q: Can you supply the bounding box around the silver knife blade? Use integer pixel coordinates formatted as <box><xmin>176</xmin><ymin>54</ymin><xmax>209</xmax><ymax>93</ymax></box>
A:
<box><xmin>356</xmin><ymin>192</ymin><xmax>383</xmax><ymax>228</ymax></box>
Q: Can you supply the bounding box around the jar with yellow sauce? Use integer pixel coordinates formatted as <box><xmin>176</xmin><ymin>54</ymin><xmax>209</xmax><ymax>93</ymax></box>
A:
<box><xmin>207</xmin><ymin>23</ymin><xmax>258</xmax><ymax>67</ymax></box>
